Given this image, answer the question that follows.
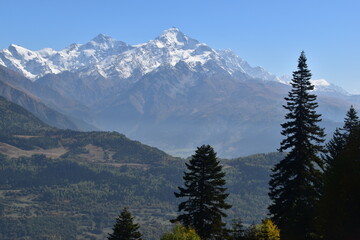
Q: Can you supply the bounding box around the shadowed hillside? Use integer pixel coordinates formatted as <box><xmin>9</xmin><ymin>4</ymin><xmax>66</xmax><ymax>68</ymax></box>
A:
<box><xmin>0</xmin><ymin>98</ymin><xmax>284</xmax><ymax>239</ymax></box>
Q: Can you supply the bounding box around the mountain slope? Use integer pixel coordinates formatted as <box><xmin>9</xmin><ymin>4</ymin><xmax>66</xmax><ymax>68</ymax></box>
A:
<box><xmin>0</xmin><ymin>65</ymin><xmax>96</xmax><ymax>131</ymax></box>
<box><xmin>0</xmin><ymin>96</ymin><xmax>53</xmax><ymax>135</ymax></box>
<box><xmin>0</xmin><ymin>78</ymin><xmax>80</xmax><ymax>131</ymax></box>
<box><xmin>0</xmin><ymin>95</ymin><xmax>173</xmax><ymax>164</ymax></box>
<box><xmin>0</xmin><ymin>92</ymin><xmax>285</xmax><ymax>240</ymax></box>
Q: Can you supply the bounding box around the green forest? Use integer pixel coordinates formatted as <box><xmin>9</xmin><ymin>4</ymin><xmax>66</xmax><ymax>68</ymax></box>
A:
<box><xmin>0</xmin><ymin>95</ymin><xmax>284</xmax><ymax>239</ymax></box>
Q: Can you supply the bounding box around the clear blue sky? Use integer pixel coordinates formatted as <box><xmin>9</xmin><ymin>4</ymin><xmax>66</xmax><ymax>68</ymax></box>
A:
<box><xmin>2</xmin><ymin>0</ymin><xmax>360</xmax><ymax>93</ymax></box>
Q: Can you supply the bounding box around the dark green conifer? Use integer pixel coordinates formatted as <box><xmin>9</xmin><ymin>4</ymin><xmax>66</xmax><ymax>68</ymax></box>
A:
<box><xmin>172</xmin><ymin>144</ymin><xmax>231</xmax><ymax>240</ymax></box>
<box><xmin>230</xmin><ymin>218</ymin><xmax>245</xmax><ymax>240</ymax></box>
<box><xmin>323</xmin><ymin>128</ymin><xmax>345</xmax><ymax>166</ymax></box>
<box><xmin>242</xmin><ymin>224</ymin><xmax>258</xmax><ymax>240</ymax></box>
<box><xmin>108</xmin><ymin>208</ymin><xmax>142</xmax><ymax>240</ymax></box>
<box><xmin>318</xmin><ymin>128</ymin><xmax>360</xmax><ymax>240</ymax></box>
<box><xmin>324</xmin><ymin>105</ymin><xmax>359</xmax><ymax>166</ymax></box>
<box><xmin>343</xmin><ymin>105</ymin><xmax>359</xmax><ymax>137</ymax></box>
<box><xmin>268</xmin><ymin>51</ymin><xmax>325</xmax><ymax>240</ymax></box>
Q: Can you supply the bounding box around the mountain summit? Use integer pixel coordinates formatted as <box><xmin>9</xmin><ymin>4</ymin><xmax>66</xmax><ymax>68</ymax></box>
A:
<box><xmin>156</xmin><ymin>27</ymin><xmax>200</xmax><ymax>48</ymax></box>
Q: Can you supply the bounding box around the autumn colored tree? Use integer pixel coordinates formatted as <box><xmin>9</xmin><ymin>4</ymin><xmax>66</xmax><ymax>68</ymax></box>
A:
<box><xmin>256</xmin><ymin>219</ymin><xmax>280</xmax><ymax>240</ymax></box>
<box><xmin>160</xmin><ymin>224</ymin><xmax>201</xmax><ymax>240</ymax></box>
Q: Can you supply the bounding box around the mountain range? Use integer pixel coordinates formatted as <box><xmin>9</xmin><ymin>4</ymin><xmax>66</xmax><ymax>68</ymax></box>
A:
<box><xmin>1</xmin><ymin>27</ymin><xmax>359</xmax><ymax>157</ymax></box>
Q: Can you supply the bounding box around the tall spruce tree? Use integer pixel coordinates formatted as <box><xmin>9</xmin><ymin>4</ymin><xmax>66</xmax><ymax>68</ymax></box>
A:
<box><xmin>323</xmin><ymin>105</ymin><xmax>359</xmax><ymax>166</ymax></box>
<box><xmin>108</xmin><ymin>208</ymin><xmax>142</xmax><ymax>240</ymax></box>
<box><xmin>172</xmin><ymin>145</ymin><xmax>231</xmax><ymax>240</ymax></box>
<box><xmin>343</xmin><ymin>105</ymin><xmax>359</xmax><ymax>137</ymax></box>
<box><xmin>268</xmin><ymin>51</ymin><xmax>325</xmax><ymax>240</ymax></box>
<box><xmin>318</xmin><ymin>128</ymin><xmax>360</xmax><ymax>240</ymax></box>
<box><xmin>317</xmin><ymin>106</ymin><xmax>360</xmax><ymax>239</ymax></box>
<box><xmin>323</xmin><ymin>127</ymin><xmax>345</xmax><ymax>166</ymax></box>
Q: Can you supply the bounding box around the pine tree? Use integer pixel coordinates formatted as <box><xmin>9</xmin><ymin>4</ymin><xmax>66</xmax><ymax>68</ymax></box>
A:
<box><xmin>242</xmin><ymin>224</ymin><xmax>258</xmax><ymax>240</ymax></box>
<box><xmin>318</xmin><ymin>128</ymin><xmax>360</xmax><ymax>240</ymax></box>
<box><xmin>342</xmin><ymin>105</ymin><xmax>359</xmax><ymax>137</ymax></box>
<box><xmin>108</xmin><ymin>208</ymin><xmax>142</xmax><ymax>240</ymax></box>
<box><xmin>323</xmin><ymin>106</ymin><xmax>359</xmax><ymax>166</ymax></box>
<box><xmin>172</xmin><ymin>144</ymin><xmax>231</xmax><ymax>240</ymax></box>
<box><xmin>230</xmin><ymin>218</ymin><xmax>246</xmax><ymax>240</ymax></box>
<box><xmin>268</xmin><ymin>51</ymin><xmax>325</xmax><ymax>240</ymax></box>
<box><xmin>323</xmin><ymin>127</ymin><xmax>345</xmax><ymax>166</ymax></box>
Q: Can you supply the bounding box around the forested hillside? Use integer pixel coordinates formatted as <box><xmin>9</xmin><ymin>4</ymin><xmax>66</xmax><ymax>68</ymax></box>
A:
<box><xmin>0</xmin><ymin>97</ymin><xmax>284</xmax><ymax>239</ymax></box>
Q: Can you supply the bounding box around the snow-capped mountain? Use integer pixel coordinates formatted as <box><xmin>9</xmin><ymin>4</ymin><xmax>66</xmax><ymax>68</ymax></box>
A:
<box><xmin>0</xmin><ymin>28</ymin><xmax>357</xmax><ymax>157</ymax></box>
<box><xmin>0</xmin><ymin>27</ymin><xmax>347</xmax><ymax>95</ymax></box>
<box><xmin>0</xmin><ymin>28</ymin><xmax>285</xmax><ymax>83</ymax></box>
<box><xmin>310</xmin><ymin>79</ymin><xmax>350</xmax><ymax>96</ymax></box>
<box><xmin>0</xmin><ymin>34</ymin><xmax>133</xmax><ymax>79</ymax></box>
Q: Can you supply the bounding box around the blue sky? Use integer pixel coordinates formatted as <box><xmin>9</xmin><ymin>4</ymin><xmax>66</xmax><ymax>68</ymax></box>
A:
<box><xmin>2</xmin><ymin>0</ymin><xmax>360</xmax><ymax>93</ymax></box>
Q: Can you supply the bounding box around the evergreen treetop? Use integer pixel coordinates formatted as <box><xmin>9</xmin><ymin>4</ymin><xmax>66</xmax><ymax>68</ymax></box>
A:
<box><xmin>269</xmin><ymin>51</ymin><xmax>325</xmax><ymax>240</ymax></box>
<box><xmin>323</xmin><ymin>127</ymin><xmax>345</xmax><ymax>166</ymax></box>
<box><xmin>172</xmin><ymin>144</ymin><xmax>231</xmax><ymax>240</ymax></box>
<box><xmin>108</xmin><ymin>208</ymin><xmax>142</xmax><ymax>240</ymax></box>
<box><xmin>324</xmin><ymin>105</ymin><xmax>360</xmax><ymax>167</ymax></box>
<box><xmin>343</xmin><ymin>105</ymin><xmax>359</xmax><ymax>137</ymax></box>
<box><xmin>229</xmin><ymin>218</ymin><xmax>246</xmax><ymax>240</ymax></box>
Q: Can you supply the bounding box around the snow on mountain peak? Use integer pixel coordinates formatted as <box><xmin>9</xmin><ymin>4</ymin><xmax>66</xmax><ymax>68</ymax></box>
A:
<box><xmin>92</xmin><ymin>34</ymin><xmax>113</xmax><ymax>43</ymax></box>
<box><xmin>158</xmin><ymin>27</ymin><xmax>184</xmax><ymax>42</ymax></box>
<box><xmin>84</xmin><ymin>34</ymin><xmax>123</xmax><ymax>51</ymax></box>
<box><xmin>156</xmin><ymin>27</ymin><xmax>199</xmax><ymax>48</ymax></box>
<box><xmin>0</xmin><ymin>29</ymin><xmax>348</xmax><ymax>96</ymax></box>
<box><xmin>311</xmin><ymin>79</ymin><xmax>330</xmax><ymax>87</ymax></box>
<box><xmin>8</xmin><ymin>44</ymin><xmax>36</xmax><ymax>60</ymax></box>
<box><xmin>37</xmin><ymin>48</ymin><xmax>57</xmax><ymax>58</ymax></box>
<box><xmin>310</xmin><ymin>79</ymin><xmax>349</xmax><ymax>95</ymax></box>
<box><xmin>0</xmin><ymin>31</ymin><xmax>302</xmax><ymax>84</ymax></box>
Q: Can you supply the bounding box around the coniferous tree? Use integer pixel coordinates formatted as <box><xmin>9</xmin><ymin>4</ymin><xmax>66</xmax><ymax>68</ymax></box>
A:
<box><xmin>108</xmin><ymin>208</ymin><xmax>142</xmax><ymax>240</ymax></box>
<box><xmin>318</xmin><ymin>128</ymin><xmax>360</xmax><ymax>240</ymax></box>
<box><xmin>323</xmin><ymin>127</ymin><xmax>345</xmax><ymax>166</ymax></box>
<box><xmin>172</xmin><ymin>145</ymin><xmax>231</xmax><ymax>240</ymax></box>
<box><xmin>242</xmin><ymin>224</ymin><xmax>258</xmax><ymax>240</ymax></box>
<box><xmin>342</xmin><ymin>105</ymin><xmax>359</xmax><ymax>137</ymax></box>
<box><xmin>230</xmin><ymin>218</ymin><xmax>246</xmax><ymax>240</ymax></box>
<box><xmin>268</xmin><ymin>51</ymin><xmax>325</xmax><ymax>240</ymax></box>
<box><xmin>323</xmin><ymin>105</ymin><xmax>359</xmax><ymax>166</ymax></box>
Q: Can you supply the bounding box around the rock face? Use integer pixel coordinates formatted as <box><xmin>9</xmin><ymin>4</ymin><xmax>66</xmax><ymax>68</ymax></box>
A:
<box><xmin>0</xmin><ymin>28</ymin><xmax>358</xmax><ymax>157</ymax></box>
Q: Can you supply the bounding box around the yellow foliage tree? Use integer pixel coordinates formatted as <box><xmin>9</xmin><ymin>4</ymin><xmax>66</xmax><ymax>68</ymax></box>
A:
<box><xmin>160</xmin><ymin>224</ymin><xmax>201</xmax><ymax>240</ymax></box>
<box><xmin>256</xmin><ymin>219</ymin><xmax>280</xmax><ymax>240</ymax></box>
